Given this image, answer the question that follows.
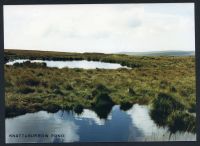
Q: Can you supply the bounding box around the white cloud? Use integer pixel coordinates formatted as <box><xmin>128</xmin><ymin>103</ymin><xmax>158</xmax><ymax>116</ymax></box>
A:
<box><xmin>4</xmin><ymin>3</ymin><xmax>195</xmax><ymax>53</ymax></box>
<box><xmin>75</xmin><ymin>109</ymin><xmax>112</xmax><ymax>125</ymax></box>
<box><xmin>6</xmin><ymin>111</ymin><xmax>80</xmax><ymax>143</ymax></box>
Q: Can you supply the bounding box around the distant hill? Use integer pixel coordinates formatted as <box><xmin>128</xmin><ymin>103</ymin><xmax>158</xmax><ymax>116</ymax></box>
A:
<box><xmin>116</xmin><ymin>51</ymin><xmax>195</xmax><ymax>56</ymax></box>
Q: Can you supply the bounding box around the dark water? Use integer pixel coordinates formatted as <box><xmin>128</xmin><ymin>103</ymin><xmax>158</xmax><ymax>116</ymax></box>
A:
<box><xmin>6</xmin><ymin>59</ymin><xmax>130</xmax><ymax>69</ymax></box>
<box><xmin>6</xmin><ymin>104</ymin><xmax>196</xmax><ymax>143</ymax></box>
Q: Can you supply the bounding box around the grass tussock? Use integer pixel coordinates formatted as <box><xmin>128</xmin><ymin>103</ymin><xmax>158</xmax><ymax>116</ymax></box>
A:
<box><xmin>150</xmin><ymin>92</ymin><xmax>196</xmax><ymax>133</ymax></box>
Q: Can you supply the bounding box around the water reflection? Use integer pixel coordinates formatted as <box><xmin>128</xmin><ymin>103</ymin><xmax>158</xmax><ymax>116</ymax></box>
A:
<box><xmin>6</xmin><ymin>104</ymin><xmax>196</xmax><ymax>143</ymax></box>
<box><xmin>74</xmin><ymin>109</ymin><xmax>112</xmax><ymax>125</ymax></box>
<box><xmin>126</xmin><ymin>104</ymin><xmax>196</xmax><ymax>141</ymax></box>
<box><xmin>6</xmin><ymin>59</ymin><xmax>129</xmax><ymax>69</ymax></box>
<box><xmin>92</xmin><ymin>105</ymin><xmax>113</xmax><ymax>119</ymax></box>
<box><xmin>6</xmin><ymin>111</ymin><xmax>79</xmax><ymax>143</ymax></box>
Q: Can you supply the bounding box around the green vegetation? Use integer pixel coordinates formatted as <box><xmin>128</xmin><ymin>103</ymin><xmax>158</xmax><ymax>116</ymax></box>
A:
<box><xmin>150</xmin><ymin>93</ymin><xmax>196</xmax><ymax>133</ymax></box>
<box><xmin>4</xmin><ymin>49</ymin><xmax>196</xmax><ymax>133</ymax></box>
<box><xmin>13</xmin><ymin>61</ymin><xmax>47</xmax><ymax>68</ymax></box>
<box><xmin>150</xmin><ymin>93</ymin><xmax>185</xmax><ymax>126</ymax></box>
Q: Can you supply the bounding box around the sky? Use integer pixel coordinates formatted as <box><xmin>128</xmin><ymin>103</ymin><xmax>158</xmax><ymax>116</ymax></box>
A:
<box><xmin>3</xmin><ymin>3</ymin><xmax>195</xmax><ymax>53</ymax></box>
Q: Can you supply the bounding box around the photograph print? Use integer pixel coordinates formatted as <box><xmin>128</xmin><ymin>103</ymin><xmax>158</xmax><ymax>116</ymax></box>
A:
<box><xmin>4</xmin><ymin>3</ymin><xmax>196</xmax><ymax>143</ymax></box>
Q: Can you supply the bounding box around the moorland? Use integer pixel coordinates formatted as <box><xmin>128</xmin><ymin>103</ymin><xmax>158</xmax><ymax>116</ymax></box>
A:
<box><xmin>4</xmin><ymin>49</ymin><xmax>196</xmax><ymax>133</ymax></box>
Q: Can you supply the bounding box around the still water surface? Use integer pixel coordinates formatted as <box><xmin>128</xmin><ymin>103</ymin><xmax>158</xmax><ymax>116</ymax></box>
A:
<box><xmin>6</xmin><ymin>59</ymin><xmax>129</xmax><ymax>69</ymax></box>
<box><xmin>6</xmin><ymin>104</ymin><xmax>196</xmax><ymax>143</ymax></box>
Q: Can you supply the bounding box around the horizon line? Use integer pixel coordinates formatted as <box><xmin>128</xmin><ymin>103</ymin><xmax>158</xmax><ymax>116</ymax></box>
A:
<box><xmin>4</xmin><ymin>48</ymin><xmax>195</xmax><ymax>54</ymax></box>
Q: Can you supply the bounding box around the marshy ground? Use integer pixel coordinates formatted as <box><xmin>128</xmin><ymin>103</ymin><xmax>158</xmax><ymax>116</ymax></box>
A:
<box><xmin>4</xmin><ymin>49</ymin><xmax>196</xmax><ymax>134</ymax></box>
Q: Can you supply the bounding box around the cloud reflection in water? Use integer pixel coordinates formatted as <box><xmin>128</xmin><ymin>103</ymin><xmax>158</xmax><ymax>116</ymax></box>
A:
<box><xmin>6</xmin><ymin>111</ymin><xmax>80</xmax><ymax>143</ymax></box>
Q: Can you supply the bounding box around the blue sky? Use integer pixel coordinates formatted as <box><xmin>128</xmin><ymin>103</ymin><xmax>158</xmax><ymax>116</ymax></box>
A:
<box><xmin>4</xmin><ymin>3</ymin><xmax>195</xmax><ymax>53</ymax></box>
